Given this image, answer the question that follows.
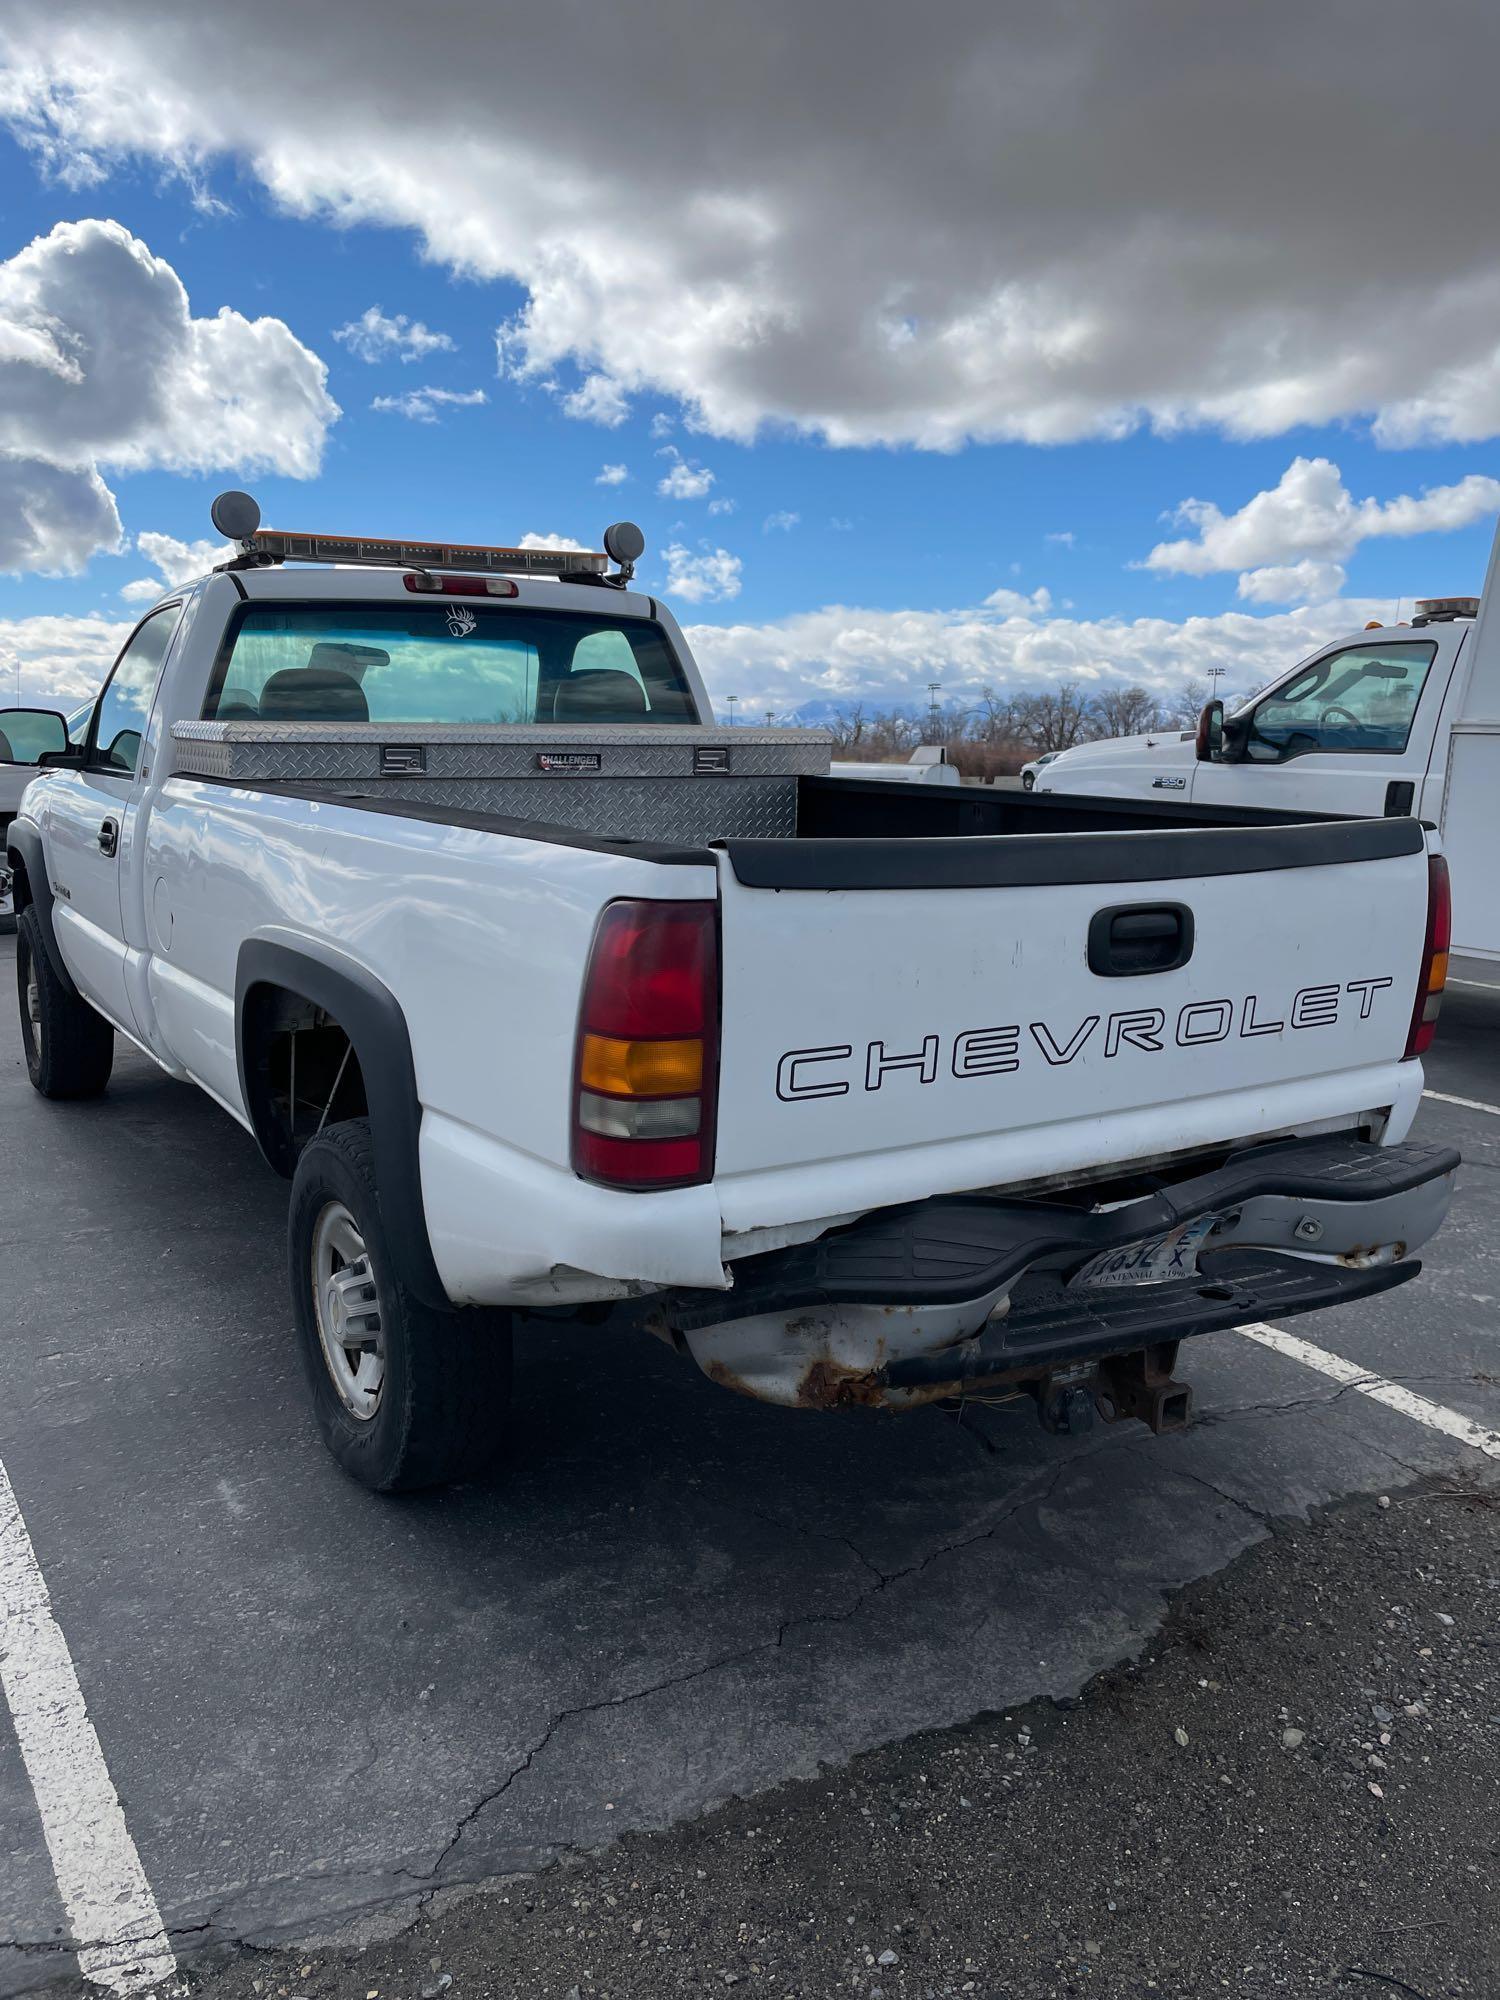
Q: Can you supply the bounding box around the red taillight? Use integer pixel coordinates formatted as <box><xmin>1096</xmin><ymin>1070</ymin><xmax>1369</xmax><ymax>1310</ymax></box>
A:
<box><xmin>572</xmin><ymin>900</ymin><xmax>719</xmax><ymax>1188</ymax></box>
<box><xmin>402</xmin><ymin>573</ymin><xmax>518</xmax><ymax>598</ymax></box>
<box><xmin>1403</xmin><ymin>852</ymin><xmax>1451</xmax><ymax>1060</ymax></box>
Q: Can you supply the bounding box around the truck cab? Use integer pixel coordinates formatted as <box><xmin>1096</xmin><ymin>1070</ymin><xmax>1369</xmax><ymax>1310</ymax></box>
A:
<box><xmin>1037</xmin><ymin>587</ymin><xmax>1496</xmax><ymax>958</ymax></box>
<box><xmin>1039</xmin><ymin>612</ymin><xmax>1470</xmax><ymax>821</ymax></box>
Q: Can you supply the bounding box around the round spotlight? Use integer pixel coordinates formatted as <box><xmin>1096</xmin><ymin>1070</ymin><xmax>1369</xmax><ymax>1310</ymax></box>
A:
<box><xmin>603</xmin><ymin>520</ymin><xmax>645</xmax><ymax>567</ymax></box>
<box><xmin>211</xmin><ymin>490</ymin><xmax>262</xmax><ymax>541</ymax></box>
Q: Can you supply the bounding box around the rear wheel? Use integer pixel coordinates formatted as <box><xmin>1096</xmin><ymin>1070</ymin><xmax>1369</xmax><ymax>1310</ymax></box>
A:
<box><xmin>16</xmin><ymin>905</ymin><xmax>114</xmax><ymax>1098</ymax></box>
<box><xmin>288</xmin><ymin>1118</ymin><xmax>513</xmax><ymax>1492</ymax></box>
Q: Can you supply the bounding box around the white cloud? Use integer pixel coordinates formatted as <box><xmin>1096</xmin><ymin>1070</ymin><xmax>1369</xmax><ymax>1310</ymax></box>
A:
<box><xmin>1236</xmin><ymin>559</ymin><xmax>1347</xmax><ymax>604</ymax></box>
<box><xmin>762</xmin><ymin>509</ymin><xmax>799</xmax><ymax>533</ymax></box>
<box><xmin>0</xmin><ymin>219</ymin><xmax>335</xmax><ymax>477</ymax></box>
<box><xmin>333</xmin><ymin>305</ymin><xmax>455</xmax><ymax>363</ymax></box>
<box><xmin>0</xmin><ymin>611</ymin><xmax>133</xmax><ymax>708</ymax></box>
<box><xmin>560</xmin><ymin>372</ymin><xmax>629</xmax><ymax>427</ymax></box>
<box><xmin>983</xmin><ymin>583</ymin><xmax>1052</xmax><ymax>614</ymax></box>
<box><xmin>371</xmin><ymin>385</ymin><xmax>486</xmax><ymax>422</ymax></box>
<box><xmin>649</xmin><ymin>412</ymin><xmax>675</xmax><ymax>439</ymax></box>
<box><xmin>0</xmin><ymin>453</ymin><xmax>120</xmax><ymax>575</ymax></box>
<box><xmin>1046</xmin><ymin>530</ymin><xmax>1076</xmax><ymax>548</ymax></box>
<box><xmin>663</xmin><ymin>542</ymin><xmax>742</xmax><ymax>603</ymax></box>
<box><xmin>518</xmin><ymin>531</ymin><xmax>587</xmax><ymax>551</ymax></box>
<box><xmin>657</xmin><ymin>447</ymin><xmax>715</xmax><ymax>500</ymax></box>
<box><xmin>708</xmin><ymin>497</ymin><xmax>736</xmax><ymax>516</ymax></box>
<box><xmin>595</xmin><ymin>462</ymin><xmax>629</xmax><ymax>486</ymax></box>
<box><xmin>0</xmin><ymin>216</ymin><xmax>335</xmax><ymax>574</ymax></box>
<box><xmin>683</xmin><ymin>591</ymin><xmax>1386</xmax><ymax>718</ymax></box>
<box><xmin>13</xmin><ymin>8</ymin><xmax>1500</xmax><ymax>448</ymax></box>
<box><xmin>1145</xmin><ymin>457</ymin><xmax>1500</xmax><ymax>602</ymax></box>
<box><xmin>118</xmin><ymin>528</ymin><xmax>231</xmax><ymax>601</ymax></box>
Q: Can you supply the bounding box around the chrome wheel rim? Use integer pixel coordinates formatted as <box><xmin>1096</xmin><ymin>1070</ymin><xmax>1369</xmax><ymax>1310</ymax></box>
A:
<box><xmin>311</xmin><ymin>1201</ymin><xmax>385</xmax><ymax>1420</ymax></box>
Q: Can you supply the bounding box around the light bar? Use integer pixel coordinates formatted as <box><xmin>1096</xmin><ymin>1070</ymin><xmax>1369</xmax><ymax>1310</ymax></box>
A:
<box><xmin>241</xmin><ymin>529</ymin><xmax>610</xmax><ymax>578</ymax></box>
<box><xmin>1412</xmin><ymin>596</ymin><xmax>1480</xmax><ymax>624</ymax></box>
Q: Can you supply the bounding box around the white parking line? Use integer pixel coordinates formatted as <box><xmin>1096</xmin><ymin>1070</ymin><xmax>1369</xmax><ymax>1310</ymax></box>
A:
<box><xmin>1447</xmin><ymin>977</ymin><xmax>1500</xmax><ymax>992</ymax></box>
<box><xmin>1237</xmin><ymin>1323</ymin><xmax>1500</xmax><ymax>1460</ymax></box>
<box><xmin>0</xmin><ymin>1455</ymin><xmax>177</xmax><ymax>1997</ymax></box>
<box><xmin>1423</xmin><ymin>1087</ymin><xmax>1500</xmax><ymax>1117</ymax></box>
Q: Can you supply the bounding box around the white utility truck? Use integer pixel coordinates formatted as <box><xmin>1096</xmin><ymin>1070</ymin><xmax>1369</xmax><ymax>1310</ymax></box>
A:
<box><xmin>3</xmin><ymin>494</ymin><xmax>1459</xmax><ymax>1492</ymax></box>
<box><xmin>1035</xmin><ymin>518</ymin><xmax>1500</xmax><ymax>962</ymax></box>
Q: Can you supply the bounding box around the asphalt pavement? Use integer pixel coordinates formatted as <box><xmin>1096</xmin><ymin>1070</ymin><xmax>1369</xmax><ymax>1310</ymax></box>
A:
<box><xmin>1</xmin><ymin>937</ymin><xmax>1497</xmax><ymax>1999</ymax></box>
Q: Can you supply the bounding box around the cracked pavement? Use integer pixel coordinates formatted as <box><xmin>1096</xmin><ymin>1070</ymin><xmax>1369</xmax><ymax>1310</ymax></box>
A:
<box><xmin>1</xmin><ymin>947</ymin><xmax>1498</xmax><ymax>1994</ymax></box>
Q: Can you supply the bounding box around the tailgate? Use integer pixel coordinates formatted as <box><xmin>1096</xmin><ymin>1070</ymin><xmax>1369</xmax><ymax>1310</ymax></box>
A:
<box><xmin>711</xmin><ymin>818</ymin><xmax>1431</xmax><ymax>1223</ymax></box>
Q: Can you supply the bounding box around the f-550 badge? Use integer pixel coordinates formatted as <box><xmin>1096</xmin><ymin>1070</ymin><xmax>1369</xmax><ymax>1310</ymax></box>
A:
<box><xmin>1153</xmin><ymin>775</ymin><xmax>1187</xmax><ymax>789</ymax></box>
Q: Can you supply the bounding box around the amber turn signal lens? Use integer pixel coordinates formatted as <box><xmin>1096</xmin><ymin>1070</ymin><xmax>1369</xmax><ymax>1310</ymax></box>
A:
<box><xmin>579</xmin><ymin>1033</ymin><xmax>704</xmax><ymax>1097</ymax></box>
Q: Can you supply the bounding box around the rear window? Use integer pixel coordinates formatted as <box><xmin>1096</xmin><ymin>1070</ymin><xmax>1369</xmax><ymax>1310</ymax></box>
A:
<box><xmin>202</xmin><ymin>602</ymin><xmax>700</xmax><ymax>726</ymax></box>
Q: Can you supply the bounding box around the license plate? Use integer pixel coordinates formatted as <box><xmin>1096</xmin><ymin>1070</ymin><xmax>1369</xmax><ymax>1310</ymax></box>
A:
<box><xmin>1067</xmin><ymin>1214</ymin><xmax>1220</xmax><ymax>1291</ymax></box>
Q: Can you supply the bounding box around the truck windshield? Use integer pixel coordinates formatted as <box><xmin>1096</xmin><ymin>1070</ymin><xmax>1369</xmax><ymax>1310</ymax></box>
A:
<box><xmin>202</xmin><ymin>603</ymin><xmax>700</xmax><ymax>726</ymax></box>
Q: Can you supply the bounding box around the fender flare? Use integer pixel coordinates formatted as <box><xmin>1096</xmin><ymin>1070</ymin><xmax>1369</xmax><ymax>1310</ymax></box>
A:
<box><xmin>4</xmin><ymin>819</ymin><xmax>79</xmax><ymax>997</ymax></box>
<box><xmin>235</xmin><ymin>937</ymin><xmax>448</xmax><ymax>1309</ymax></box>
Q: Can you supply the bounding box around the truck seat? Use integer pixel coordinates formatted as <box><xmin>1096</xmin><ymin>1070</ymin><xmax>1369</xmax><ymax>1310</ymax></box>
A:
<box><xmin>257</xmin><ymin>668</ymin><xmax>371</xmax><ymax>723</ymax></box>
<box><xmin>552</xmin><ymin>669</ymin><xmax>648</xmax><ymax>722</ymax></box>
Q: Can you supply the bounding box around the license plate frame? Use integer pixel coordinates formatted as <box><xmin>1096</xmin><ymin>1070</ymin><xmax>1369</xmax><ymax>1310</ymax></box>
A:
<box><xmin>1067</xmin><ymin>1214</ymin><xmax>1222</xmax><ymax>1291</ymax></box>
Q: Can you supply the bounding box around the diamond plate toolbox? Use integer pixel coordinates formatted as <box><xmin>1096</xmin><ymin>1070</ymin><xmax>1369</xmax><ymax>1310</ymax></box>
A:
<box><xmin>170</xmin><ymin>723</ymin><xmax>832</xmax><ymax>845</ymax></box>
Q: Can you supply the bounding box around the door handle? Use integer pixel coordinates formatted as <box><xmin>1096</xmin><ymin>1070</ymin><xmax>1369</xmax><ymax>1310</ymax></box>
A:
<box><xmin>1087</xmin><ymin>902</ymin><xmax>1194</xmax><ymax>977</ymax></box>
<box><xmin>97</xmin><ymin>818</ymin><xmax>119</xmax><ymax>858</ymax></box>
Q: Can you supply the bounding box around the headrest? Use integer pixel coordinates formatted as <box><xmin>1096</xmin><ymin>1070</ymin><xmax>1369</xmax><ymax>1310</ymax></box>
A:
<box><xmin>552</xmin><ymin>668</ymin><xmax>649</xmax><ymax>722</ymax></box>
<box><xmin>258</xmin><ymin>668</ymin><xmax>370</xmax><ymax>723</ymax></box>
<box><xmin>307</xmin><ymin>642</ymin><xmax>388</xmax><ymax>678</ymax></box>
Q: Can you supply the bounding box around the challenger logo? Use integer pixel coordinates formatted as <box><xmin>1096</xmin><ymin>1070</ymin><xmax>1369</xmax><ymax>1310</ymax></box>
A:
<box><xmin>775</xmin><ymin>978</ymin><xmax>1394</xmax><ymax>1100</ymax></box>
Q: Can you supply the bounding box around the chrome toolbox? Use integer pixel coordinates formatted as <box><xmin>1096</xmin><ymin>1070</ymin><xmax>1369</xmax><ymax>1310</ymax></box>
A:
<box><xmin>171</xmin><ymin>722</ymin><xmax>832</xmax><ymax>844</ymax></box>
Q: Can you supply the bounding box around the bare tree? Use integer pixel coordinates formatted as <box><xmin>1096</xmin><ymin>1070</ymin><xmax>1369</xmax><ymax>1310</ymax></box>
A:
<box><xmin>1091</xmin><ymin>684</ymin><xmax>1162</xmax><ymax>739</ymax></box>
<box><xmin>1163</xmin><ymin>678</ymin><xmax>1211</xmax><ymax>729</ymax></box>
<box><xmin>1014</xmin><ymin>681</ymin><xmax>1095</xmax><ymax>753</ymax></box>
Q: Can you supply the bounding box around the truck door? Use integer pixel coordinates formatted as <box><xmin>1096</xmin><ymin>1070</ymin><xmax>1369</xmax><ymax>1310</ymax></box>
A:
<box><xmin>45</xmin><ymin>605</ymin><xmax>180</xmax><ymax>1030</ymax></box>
<box><xmin>1192</xmin><ymin>636</ymin><xmax>1442</xmax><ymax>818</ymax></box>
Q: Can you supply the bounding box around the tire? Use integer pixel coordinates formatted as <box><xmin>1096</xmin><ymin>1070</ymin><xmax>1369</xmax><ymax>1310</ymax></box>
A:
<box><xmin>288</xmin><ymin>1118</ymin><xmax>513</xmax><ymax>1492</ymax></box>
<box><xmin>16</xmin><ymin>905</ymin><xmax>114</xmax><ymax>1099</ymax></box>
<box><xmin>1022</xmin><ymin>771</ymin><xmax>1035</xmax><ymax>790</ymax></box>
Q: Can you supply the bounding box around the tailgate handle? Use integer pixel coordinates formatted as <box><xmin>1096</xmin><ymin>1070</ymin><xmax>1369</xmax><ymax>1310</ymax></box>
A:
<box><xmin>1087</xmin><ymin>902</ymin><xmax>1194</xmax><ymax>977</ymax></box>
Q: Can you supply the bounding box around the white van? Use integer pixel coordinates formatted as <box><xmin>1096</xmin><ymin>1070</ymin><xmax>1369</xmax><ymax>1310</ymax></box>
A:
<box><xmin>1037</xmin><ymin>523</ymin><xmax>1500</xmax><ymax>962</ymax></box>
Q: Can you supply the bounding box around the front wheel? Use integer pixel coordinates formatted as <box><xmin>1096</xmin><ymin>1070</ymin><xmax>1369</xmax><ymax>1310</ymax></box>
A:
<box><xmin>16</xmin><ymin>905</ymin><xmax>114</xmax><ymax>1098</ymax></box>
<box><xmin>1021</xmin><ymin>771</ymin><xmax>1035</xmax><ymax>789</ymax></box>
<box><xmin>288</xmin><ymin>1118</ymin><xmax>514</xmax><ymax>1492</ymax></box>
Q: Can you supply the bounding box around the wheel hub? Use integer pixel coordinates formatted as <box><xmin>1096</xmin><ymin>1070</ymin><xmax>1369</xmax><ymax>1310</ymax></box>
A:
<box><xmin>311</xmin><ymin>1201</ymin><xmax>386</xmax><ymax>1421</ymax></box>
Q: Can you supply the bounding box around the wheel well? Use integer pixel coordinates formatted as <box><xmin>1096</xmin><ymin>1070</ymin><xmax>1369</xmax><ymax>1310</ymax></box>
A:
<box><xmin>241</xmin><ymin>983</ymin><xmax>370</xmax><ymax>1175</ymax></box>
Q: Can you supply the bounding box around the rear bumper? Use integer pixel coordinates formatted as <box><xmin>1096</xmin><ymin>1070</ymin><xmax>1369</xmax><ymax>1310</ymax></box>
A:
<box><xmin>659</xmin><ymin>1134</ymin><xmax>1459</xmax><ymax>1410</ymax></box>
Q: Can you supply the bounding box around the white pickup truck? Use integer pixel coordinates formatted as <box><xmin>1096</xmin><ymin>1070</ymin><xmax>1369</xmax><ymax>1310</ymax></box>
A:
<box><xmin>1035</xmin><ymin>516</ymin><xmax>1500</xmax><ymax>963</ymax></box>
<box><xmin>3</xmin><ymin>495</ymin><xmax>1459</xmax><ymax>1492</ymax></box>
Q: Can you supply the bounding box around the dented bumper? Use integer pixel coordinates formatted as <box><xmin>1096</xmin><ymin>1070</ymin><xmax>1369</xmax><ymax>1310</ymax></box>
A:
<box><xmin>660</xmin><ymin>1135</ymin><xmax>1459</xmax><ymax>1411</ymax></box>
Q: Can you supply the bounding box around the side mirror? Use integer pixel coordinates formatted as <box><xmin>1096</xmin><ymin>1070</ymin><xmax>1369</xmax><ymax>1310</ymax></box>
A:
<box><xmin>0</xmin><ymin>707</ymin><xmax>67</xmax><ymax>766</ymax></box>
<box><xmin>1195</xmin><ymin>699</ymin><xmax>1225</xmax><ymax>762</ymax></box>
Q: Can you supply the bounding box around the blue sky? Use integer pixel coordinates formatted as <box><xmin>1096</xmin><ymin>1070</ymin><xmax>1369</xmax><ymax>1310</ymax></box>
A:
<box><xmin>2</xmin><ymin>4</ymin><xmax>1498</xmax><ymax>717</ymax></box>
